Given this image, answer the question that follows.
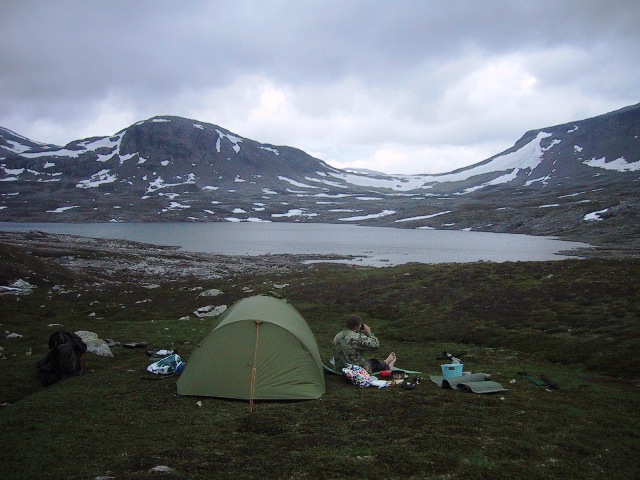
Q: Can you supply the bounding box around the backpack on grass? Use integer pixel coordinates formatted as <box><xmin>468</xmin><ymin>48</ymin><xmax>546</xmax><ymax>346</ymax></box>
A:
<box><xmin>36</xmin><ymin>331</ymin><xmax>87</xmax><ymax>386</ymax></box>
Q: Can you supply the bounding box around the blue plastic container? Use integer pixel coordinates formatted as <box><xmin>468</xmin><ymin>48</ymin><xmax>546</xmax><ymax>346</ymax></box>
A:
<box><xmin>441</xmin><ymin>363</ymin><xmax>464</xmax><ymax>378</ymax></box>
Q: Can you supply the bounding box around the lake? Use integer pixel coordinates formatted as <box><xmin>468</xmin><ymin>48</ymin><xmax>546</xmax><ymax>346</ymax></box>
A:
<box><xmin>0</xmin><ymin>222</ymin><xmax>589</xmax><ymax>266</ymax></box>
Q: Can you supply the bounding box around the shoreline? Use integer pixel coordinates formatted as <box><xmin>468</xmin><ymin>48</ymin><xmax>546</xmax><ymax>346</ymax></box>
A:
<box><xmin>1</xmin><ymin>229</ymin><xmax>638</xmax><ymax>287</ymax></box>
<box><xmin>0</xmin><ymin>231</ymin><xmax>351</xmax><ymax>284</ymax></box>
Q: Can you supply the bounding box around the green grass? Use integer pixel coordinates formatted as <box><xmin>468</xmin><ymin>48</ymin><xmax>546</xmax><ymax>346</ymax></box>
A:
<box><xmin>1</xmin><ymin>253</ymin><xmax>639</xmax><ymax>479</ymax></box>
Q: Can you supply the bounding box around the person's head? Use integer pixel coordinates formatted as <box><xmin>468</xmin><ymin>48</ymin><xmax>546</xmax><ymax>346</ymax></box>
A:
<box><xmin>346</xmin><ymin>314</ymin><xmax>363</xmax><ymax>331</ymax></box>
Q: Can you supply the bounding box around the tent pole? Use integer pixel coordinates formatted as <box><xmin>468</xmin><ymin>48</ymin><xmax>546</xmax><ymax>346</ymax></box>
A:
<box><xmin>249</xmin><ymin>321</ymin><xmax>260</xmax><ymax>412</ymax></box>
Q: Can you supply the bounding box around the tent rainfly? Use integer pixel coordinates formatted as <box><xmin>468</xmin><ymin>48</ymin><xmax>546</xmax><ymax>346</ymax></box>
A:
<box><xmin>177</xmin><ymin>295</ymin><xmax>326</xmax><ymax>401</ymax></box>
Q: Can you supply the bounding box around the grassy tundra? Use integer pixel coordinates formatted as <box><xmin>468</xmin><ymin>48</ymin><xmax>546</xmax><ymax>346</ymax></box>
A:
<box><xmin>0</xmin><ymin>238</ymin><xmax>638</xmax><ymax>480</ymax></box>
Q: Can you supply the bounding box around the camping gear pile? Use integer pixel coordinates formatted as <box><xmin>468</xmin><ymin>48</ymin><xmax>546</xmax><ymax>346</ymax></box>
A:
<box><xmin>342</xmin><ymin>364</ymin><xmax>373</xmax><ymax>387</ymax></box>
<box><xmin>340</xmin><ymin>365</ymin><xmax>420</xmax><ymax>389</ymax></box>
<box><xmin>147</xmin><ymin>353</ymin><xmax>184</xmax><ymax>375</ymax></box>
<box><xmin>431</xmin><ymin>372</ymin><xmax>508</xmax><ymax>394</ymax></box>
<box><xmin>430</xmin><ymin>352</ymin><xmax>508</xmax><ymax>394</ymax></box>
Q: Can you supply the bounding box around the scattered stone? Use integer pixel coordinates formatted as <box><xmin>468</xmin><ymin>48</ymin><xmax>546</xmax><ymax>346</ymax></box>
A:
<box><xmin>149</xmin><ymin>465</ymin><xmax>173</xmax><ymax>473</ymax></box>
<box><xmin>0</xmin><ymin>231</ymin><xmax>340</xmax><ymax>284</ymax></box>
<box><xmin>198</xmin><ymin>288</ymin><xmax>223</xmax><ymax>297</ymax></box>
<box><xmin>0</xmin><ymin>279</ymin><xmax>36</xmax><ymax>295</ymax></box>
<box><xmin>194</xmin><ymin>305</ymin><xmax>227</xmax><ymax>318</ymax></box>
<box><xmin>75</xmin><ymin>331</ymin><xmax>114</xmax><ymax>357</ymax></box>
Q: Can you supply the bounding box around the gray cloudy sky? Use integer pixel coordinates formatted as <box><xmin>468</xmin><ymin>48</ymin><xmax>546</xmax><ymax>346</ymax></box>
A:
<box><xmin>2</xmin><ymin>1</ymin><xmax>639</xmax><ymax>174</ymax></box>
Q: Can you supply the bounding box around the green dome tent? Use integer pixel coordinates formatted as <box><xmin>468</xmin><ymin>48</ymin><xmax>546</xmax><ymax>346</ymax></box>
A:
<box><xmin>177</xmin><ymin>295</ymin><xmax>325</xmax><ymax>401</ymax></box>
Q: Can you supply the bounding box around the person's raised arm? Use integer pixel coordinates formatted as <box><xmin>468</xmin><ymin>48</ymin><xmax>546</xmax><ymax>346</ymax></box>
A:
<box><xmin>358</xmin><ymin>324</ymin><xmax>380</xmax><ymax>350</ymax></box>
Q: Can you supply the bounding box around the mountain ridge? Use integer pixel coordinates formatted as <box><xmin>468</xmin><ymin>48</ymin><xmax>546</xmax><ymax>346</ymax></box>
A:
<box><xmin>1</xmin><ymin>104</ymin><xmax>639</xmax><ymax>251</ymax></box>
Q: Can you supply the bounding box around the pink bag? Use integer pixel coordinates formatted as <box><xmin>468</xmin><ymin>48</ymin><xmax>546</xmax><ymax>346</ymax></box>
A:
<box><xmin>342</xmin><ymin>364</ymin><xmax>372</xmax><ymax>387</ymax></box>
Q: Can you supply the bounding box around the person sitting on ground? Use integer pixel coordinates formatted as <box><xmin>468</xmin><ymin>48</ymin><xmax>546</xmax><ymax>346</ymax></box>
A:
<box><xmin>332</xmin><ymin>314</ymin><xmax>397</xmax><ymax>374</ymax></box>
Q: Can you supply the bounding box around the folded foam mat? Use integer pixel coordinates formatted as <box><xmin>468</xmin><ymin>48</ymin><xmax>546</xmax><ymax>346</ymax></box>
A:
<box><xmin>430</xmin><ymin>372</ymin><xmax>507</xmax><ymax>394</ymax></box>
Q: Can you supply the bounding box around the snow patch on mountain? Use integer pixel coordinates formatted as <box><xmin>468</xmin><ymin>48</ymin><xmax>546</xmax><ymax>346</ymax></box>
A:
<box><xmin>162</xmin><ymin>202</ymin><xmax>191</xmax><ymax>212</ymax></box>
<box><xmin>312</xmin><ymin>193</ymin><xmax>352</xmax><ymax>198</ymax></box>
<box><xmin>328</xmin><ymin>172</ymin><xmax>434</xmax><ymax>192</ymax></box>
<box><xmin>215</xmin><ymin>130</ymin><xmax>243</xmax><ymax>154</ymax></box>
<box><xmin>559</xmin><ymin>191</ymin><xmax>586</xmax><ymax>198</ymax></box>
<box><xmin>2</xmin><ymin>140</ymin><xmax>33</xmax><ymax>154</ymax></box>
<box><xmin>47</xmin><ymin>205</ymin><xmax>79</xmax><ymax>213</ymax></box>
<box><xmin>395</xmin><ymin>211</ymin><xmax>452</xmax><ymax>222</ymax></box>
<box><xmin>272</xmin><ymin>209</ymin><xmax>318</xmax><ymax>218</ymax></box>
<box><xmin>584</xmin><ymin>208</ymin><xmax>609</xmax><ymax>221</ymax></box>
<box><xmin>224</xmin><ymin>216</ymin><xmax>271</xmax><ymax>223</ymax></box>
<box><xmin>542</xmin><ymin>139</ymin><xmax>561</xmax><ymax>151</ymax></box>
<box><xmin>78</xmin><ymin>135</ymin><xmax>118</xmax><ymax>151</ymax></box>
<box><xmin>145</xmin><ymin>176</ymin><xmax>196</xmax><ymax>194</ymax></box>
<box><xmin>584</xmin><ymin>157</ymin><xmax>640</xmax><ymax>172</ymax></box>
<box><xmin>525</xmin><ymin>174</ymin><xmax>552</xmax><ymax>186</ymax></box>
<box><xmin>328</xmin><ymin>131</ymin><xmax>553</xmax><ymax>192</ymax></box>
<box><xmin>444</xmin><ymin>131</ymin><xmax>552</xmax><ymax>181</ymax></box>
<box><xmin>16</xmin><ymin>133</ymin><xmax>125</xmax><ymax>162</ymax></box>
<box><xmin>77</xmin><ymin>170</ymin><xmax>117</xmax><ymax>189</ymax></box>
<box><xmin>279</xmin><ymin>176</ymin><xmax>318</xmax><ymax>188</ymax></box>
<box><xmin>460</xmin><ymin>171</ymin><xmax>519</xmax><ymax>195</ymax></box>
<box><xmin>339</xmin><ymin>210</ymin><xmax>396</xmax><ymax>221</ymax></box>
<box><xmin>20</xmin><ymin>147</ymin><xmax>80</xmax><ymax>159</ymax></box>
<box><xmin>260</xmin><ymin>146</ymin><xmax>279</xmax><ymax>155</ymax></box>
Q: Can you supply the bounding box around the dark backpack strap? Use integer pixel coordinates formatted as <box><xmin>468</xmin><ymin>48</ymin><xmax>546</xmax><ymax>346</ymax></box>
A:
<box><xmin>48</xmin><ymin>331</ymin><xmax>68</xmax><ymax>350</ymax></box>
<box><xmin>57</xmin><ymin>343</ymin><xmax>79</xmax><ymax>377</ymax></box>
